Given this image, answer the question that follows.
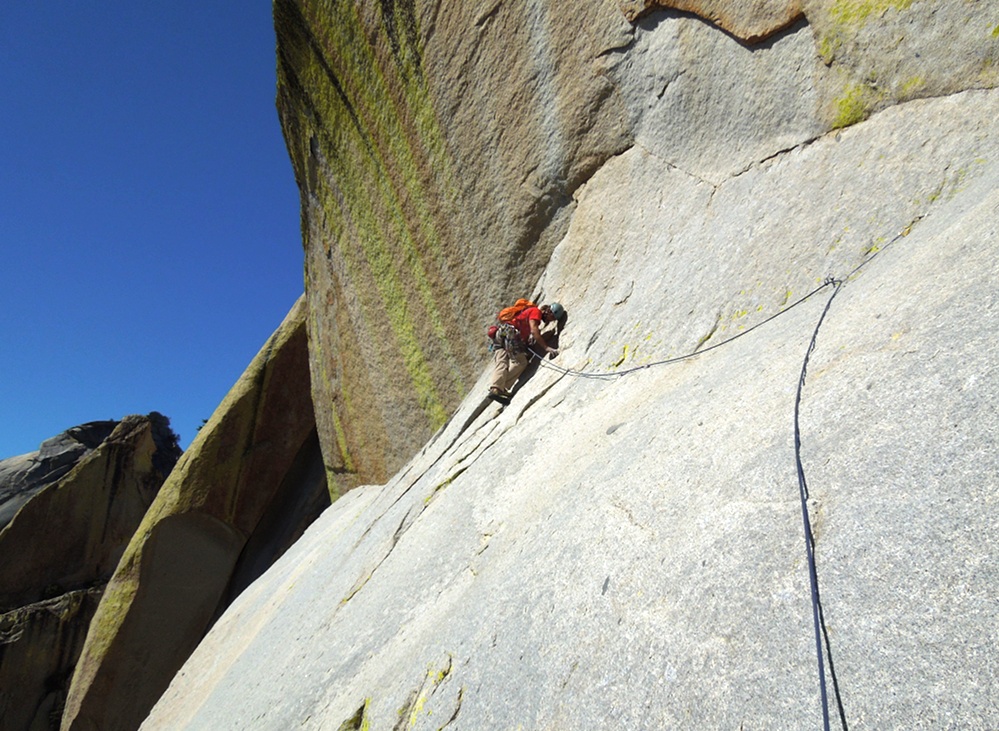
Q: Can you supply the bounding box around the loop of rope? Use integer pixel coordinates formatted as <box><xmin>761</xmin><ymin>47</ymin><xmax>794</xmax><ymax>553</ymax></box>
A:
<box><xmin>528</xmin><ymin>277</ymin><xmax>837</xmax><ymax>378</ymax></box>
<box><xmin>520</xmin><ymin>224</ymin><xmax>917</xmax><ymax>728</ymax></box>
<box><xmin>528</xmin><ymin>221</ymin><xmax>915</xmax><ymax>381</ymax></box>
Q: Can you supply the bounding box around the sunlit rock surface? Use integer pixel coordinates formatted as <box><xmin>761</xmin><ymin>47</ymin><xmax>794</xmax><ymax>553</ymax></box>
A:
<box><xmin>128</xmin><ymin>1</ymin><xmax>999</xmax><ymax>728</ymax></box>
<box><xmin>0</xmin><ymin>420</ymin><xmax>118</xmax><ymax>531</ymax></box>
<box><xmin>274</xmin><ymin>0</ymin><xmax>999</xmax><ymax>501</ymax></box>
<box><xmin>149</xmin><ymin>80</ymin><xmax>998</xmax><ymax>731</ymax></box>
<box><xmin>619</xmin><ymin>0</ymin><xmax>804</xmax><ymax>41</ymax></box>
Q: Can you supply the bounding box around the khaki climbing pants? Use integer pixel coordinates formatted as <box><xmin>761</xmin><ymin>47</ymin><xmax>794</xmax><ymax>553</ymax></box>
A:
<box><xmin>490</xmin><ymin>348</ymin><xmax>528</xmax><ymax>393</ymax></box>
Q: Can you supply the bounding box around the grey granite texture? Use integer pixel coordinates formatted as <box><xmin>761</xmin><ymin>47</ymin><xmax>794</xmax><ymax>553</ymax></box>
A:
<box><xmin>144</xmin><ymin>89</ymin><xmax>998</xmax><ymax>730</ymax></box>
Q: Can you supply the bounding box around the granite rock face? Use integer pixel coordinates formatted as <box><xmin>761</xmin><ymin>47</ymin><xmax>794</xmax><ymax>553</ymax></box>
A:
<box><xmin>807</xmin><ymin>0</ymin><xmax>999</xmax><ymax>127</ymax></box>
<box><xmin>0</xmin><ymin>414</ymin><xmax>179</xmax><ymax>731</ymax></box>
<box><xmin>275</xmin><ymin>0</ymin><xmax>999</xmax><ymax>496</ymax></box>
<box><xmin>274</xmin><ymin>0</ymin><xmax>633</xmax><ymax>493</ymax></box>
<box><xmin>134</xmin><ymin>2</ymin><xmax>997</xmax><ymax>729</ymax></box>
<box><xmin>60</xmin><ymin>297</ymin><xmax>329</xmax><ymax>731</ymax></box>
<box><xmin>0</xmin><ymin>590</ymin><xmax>104</xmax><ymax>731</ymax></box>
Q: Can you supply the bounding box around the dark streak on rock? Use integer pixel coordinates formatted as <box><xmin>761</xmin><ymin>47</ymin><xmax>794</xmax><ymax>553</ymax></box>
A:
<box><xmin>379</xmin><ymin>0</ymin><xmax>424</xmax><ymax>81</ymax></box>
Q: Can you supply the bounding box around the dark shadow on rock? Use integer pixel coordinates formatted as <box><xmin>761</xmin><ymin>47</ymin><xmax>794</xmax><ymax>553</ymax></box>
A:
<box><xmin>508</xmin><ymin>314</ymin><xmax>567</xmax><ymax>400</ymax></box>
<box><xmin>212</xmin><ymin>428</ymin><xmax>331</xmax><ymax>622</ymax></box>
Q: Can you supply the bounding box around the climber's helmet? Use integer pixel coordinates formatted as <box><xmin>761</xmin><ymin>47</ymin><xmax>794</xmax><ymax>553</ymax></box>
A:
<box><xmin>544</xmin><ymin>302</ymin><xmax>566</xmax><ymax>322</ymax></box>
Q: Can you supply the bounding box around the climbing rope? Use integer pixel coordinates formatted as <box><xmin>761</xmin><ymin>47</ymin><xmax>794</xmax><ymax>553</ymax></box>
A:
<box><xmin>793</xmin><ymin>278</ymin><xmax>846</xmax><ymax>731</ymax></box>
<box><xmin>529</xmin><ymin>278</ymin><xmax>840</xmax><ymax>380</ymax></box>
<box><xmin>528</xmin><ymin>219</ymin><xmax>918</xmax><ymax>382</ymax></box>
<box><xmin>524</xmin><ymin>222</ymin><xmax>917</xmax><ymax>729</ymax></box>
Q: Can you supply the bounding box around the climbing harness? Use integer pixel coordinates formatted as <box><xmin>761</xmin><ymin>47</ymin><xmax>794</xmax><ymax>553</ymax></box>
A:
<box><xmin>526</xmin><ymin>221</ymin><xmax>918</xmax><ymax>730</ymax></box>
<box><xmin>492</xmin><ymin>322</ymin><xmax>527</xmax><ymax>354</ymax></box>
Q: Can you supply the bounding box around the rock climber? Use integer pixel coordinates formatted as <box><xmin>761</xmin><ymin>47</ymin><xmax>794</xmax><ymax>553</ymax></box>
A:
<box><xmin>488</xmin><ymin>301</ymin><xmax>565</xmax><ymax>403</ymax></box>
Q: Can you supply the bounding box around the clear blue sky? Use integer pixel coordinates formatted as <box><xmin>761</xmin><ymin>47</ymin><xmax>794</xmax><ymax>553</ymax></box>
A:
<box><xmin>1</xmin><ymin>3</ymin><xmax>304</xmax><ymax>458</ymax></box>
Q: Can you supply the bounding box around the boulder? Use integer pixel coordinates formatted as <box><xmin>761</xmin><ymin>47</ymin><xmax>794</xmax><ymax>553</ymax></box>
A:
<box><xmin>0</xmin><ymin>414</ymin><xmax>179</xmax><ymax>731</ymax></box>
<box><xmin>60</xmin><ymin>296</ymin><xmax>329</xmax><ymax>731</ymax></box>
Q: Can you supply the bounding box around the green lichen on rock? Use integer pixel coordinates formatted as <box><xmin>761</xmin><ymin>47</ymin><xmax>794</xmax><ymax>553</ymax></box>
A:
<box><xmin>901</xmin><ymin>75</ymin><xmax>926</xmax><ymax>95</ymax></box>
<box><xmin>815</xmin><ymin>0</ymin><xmax>999</xmax><ymax>129</ymax></box>
<box><xmin>828</xmin><ymin>0</ymin><xmax>915</xmax><ymax>24</ymax></box>
<box><xmin>394</xmin><ymin>657</ymin><xmax>454</xmax><ymax>729</ymax></box>
<box><xmin>818</xmin><ymin>0</ymin><xmax>916</xmax><ymax>63</ymax></box>
<box><xmin>336</xmin><ymin>699</ymin><xmax>371</xmax><ymax>731</ymax></box>
<box><xmin>818</xmin><ymin>0</ymin><xmax>916</xmax><ymax>64</ymax></box>
<box><xmin>833</xmin><ymin>81</ymin><xmax>880</xmax><ymax>128</ymax></box>
<box><xmin>276</xmin><ymin>0</ymin><xmax>475</xmax><ymax>484</ymax></box>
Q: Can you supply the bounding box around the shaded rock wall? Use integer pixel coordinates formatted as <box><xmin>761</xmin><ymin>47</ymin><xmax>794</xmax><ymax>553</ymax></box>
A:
<box><xmin>274</xmin><ymin>0</ymin><xmax>633</xmax><ymax>493</ymax></box>
<box><xmin>60</xmin><ymin>297</ymin><xmax>329</xmax><ymax>731</ymax></box>
<box><xmin>0</xmin><ymin>415</ymin><xmax>179</xmax><ymax>731</ymax></box>
<box><xmin>0</xmin><ymin>590</ymin><xmax>103</xmax><ymax>731</ymax></box>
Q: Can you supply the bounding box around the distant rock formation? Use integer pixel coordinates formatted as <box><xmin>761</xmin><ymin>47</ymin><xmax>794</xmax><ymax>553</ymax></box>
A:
<box><xmin>0</xmin><ymin>414</ymin><xmax>180</xmax><ymax>731</ymax></box>
<box><xmin>61</xmin><ymin>296</ymin><xmax>329</xmax><ymax>731</ymax></box>
<box><xmin>0</xmin><ymin>420</ymin><xmax>118</xmax><ymax>531</ymax></box>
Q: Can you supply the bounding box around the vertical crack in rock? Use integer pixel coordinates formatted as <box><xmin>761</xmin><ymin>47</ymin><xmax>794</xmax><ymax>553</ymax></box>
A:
<box><xmin>378</xmin><ymin>0</ymin><xmax>423</xmax><ymax>80</ymax></box>
<box><xmin>393</xmin><ymin>655</ymin><xmax>455</xmax><ymax>731</ymax></box>
<box><xmin>657</xmin><ymin>68</ymin><xmax>685</xmax><ymax>98</ymax></box>
<box><xmin>438</xmin><ymin>686</ymin><xmax>464</xmax><ymax>730</ymax></box>
<box><xmin>342</xmin><ymin>510</ymin><xmax>410</xmax><ymax>605</ymax></box>
<box><xmin>614</xmin><ymin>280</ymin><xmax>635</xmax><ymax>305</ymax></box>
<box><xmin>474</xmin><ymin>0</ymin><xmax>502</xmax><ymax>28</ymax></box>
<box><xmin>560</xmin><ymin>660</ymin><xmax>580</xmax><ymax>689</ymax></box>
<box><xmin>693</xmin><ymin>312</ymin><xmax>722</xmax><ymax>352</ymax></box>
<box><xmin>512</xmin><ymin>371</ymin><xmax>566</xmax><ymax>426</ymax></box>
<box><xmin>343</xmin><ymin>469</ymin><xmax>464</xmax><ymax>606</ymax></box>
<box><xmin>335</xmin><ymin>699</ymin><xmax>371</xmax><ymax>731</ymax></box>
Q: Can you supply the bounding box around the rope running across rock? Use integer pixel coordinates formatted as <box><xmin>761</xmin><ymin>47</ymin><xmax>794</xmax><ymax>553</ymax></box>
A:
<box><xmin>524</xmin><ymin>221</ymin><xmax>919</xmax><ymax>730</ymax></box>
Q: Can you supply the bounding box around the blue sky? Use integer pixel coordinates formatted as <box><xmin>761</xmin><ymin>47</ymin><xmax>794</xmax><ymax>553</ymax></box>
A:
<box><xmin>1</xmin><ymin>3</ymin><xmax>304</xmax><ymax>458</ymax></box>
